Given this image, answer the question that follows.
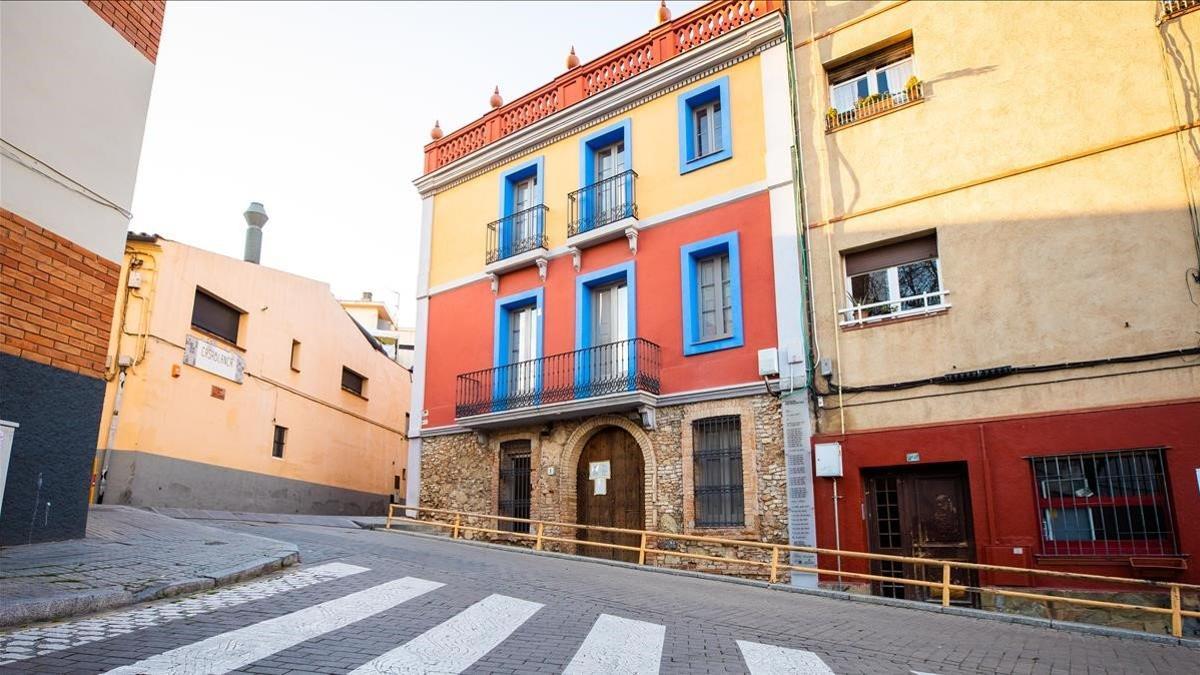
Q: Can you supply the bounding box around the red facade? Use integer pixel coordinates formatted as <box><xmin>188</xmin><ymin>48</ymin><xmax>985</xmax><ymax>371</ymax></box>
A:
<box><xmin>423</xmin><ymin>192</ymin><xmax>777</xmax><ymax>429</ymax></box>
<box><xmin>811</xmin><ymin>399</ymin><xmax>1200</xmax><ymax>587</ymax></box>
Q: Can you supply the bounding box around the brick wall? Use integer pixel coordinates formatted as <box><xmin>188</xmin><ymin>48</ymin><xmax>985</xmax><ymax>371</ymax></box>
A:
<box><xmin>83</xmin><ymin>0</ymin><xmax>166</xmax><ymax>63</ymax></box>
<box><xmin>0</xmin><ymin>209</ymin><xmax>119</xmax><ymax>380</ymax></box>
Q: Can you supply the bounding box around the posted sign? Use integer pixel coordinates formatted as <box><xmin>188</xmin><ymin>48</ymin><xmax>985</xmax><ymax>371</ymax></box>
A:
<box><xmin>184</xmin><ymin>335</ymin><xmax>245</xmax><ymax>384</ymax></box>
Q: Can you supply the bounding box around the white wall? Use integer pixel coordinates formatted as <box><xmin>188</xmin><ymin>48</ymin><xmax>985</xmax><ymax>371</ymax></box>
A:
<box><xmin>0</xmin><ymin>1</ymin><xmax>156</xmax><ymax>262</ymax></box>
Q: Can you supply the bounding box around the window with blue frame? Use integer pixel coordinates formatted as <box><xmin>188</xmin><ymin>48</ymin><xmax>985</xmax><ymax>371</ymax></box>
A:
<box><xmin>493</xmin><ymin>288</ymin><xmax>543</xmax><ymax>410</ymax></box>
<box><xmin>680</xmin><ymin>232</ymin><xmax>744</xmax><ymax>356</ymax></box>
<box><xmin>575</xmin><ymin>261</ymin><xmax>637</xmax><ymax>397</ymax></box>
<box><xmin>677</xmin><ymin>76</ymin><xmax>732</xmax><ymax>174</ymax></box>
<box><xmin>571</xmin><ymin>120</ymin><xmax>634</xmax><ymax>236</ymax></box>
<box><xmin>490</xmin><ymin>157</ymin><xmax>546</xmax><ymax>262</ymax></box>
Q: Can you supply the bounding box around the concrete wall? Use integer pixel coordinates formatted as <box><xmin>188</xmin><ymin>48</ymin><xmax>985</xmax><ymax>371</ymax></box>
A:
<box><xmin>98</xmin><ymin>238</ymin><xmax>410</xmax><ymax>513</ymax></box>
<box><xmin>0</xmin><ymin>354</ymin><xmax>105</xmax><ymax>545</ymax></box>
<box><xmin>103</xmin><ymin>449</ymin><xmax>387</xmax><ymax>515</ymax></box>
<box><xmin>790</xmin><ymin>0</ymin><xmax>1200</xmax><ymax>433</ymax></box>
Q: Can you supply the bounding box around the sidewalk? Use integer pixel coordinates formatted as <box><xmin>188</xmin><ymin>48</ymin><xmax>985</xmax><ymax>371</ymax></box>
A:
<box><xmin>144</xmin><ymin>506</ymin><xmax>389</xmax><ymax>529</ymax></box>
<box><xmin>0</xmin><ymin>505</ymin><xmax>298</xmax><ymax>627</ymax></box>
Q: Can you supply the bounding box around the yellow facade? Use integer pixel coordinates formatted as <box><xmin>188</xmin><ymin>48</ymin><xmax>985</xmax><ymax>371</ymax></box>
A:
<box><xmin>96</xmin><ymin>237</ymin><xmax>409</xmax><ymax>513</ymax></box>
<box><xmin>427</xmin><ymin>58</ymin><xmax>767</xmax><ymax>288</ymax></box>
<box><xmin>791</xmin><ymin>0</ymin><xmax>1200</xmax><ymax>433</ymax></box>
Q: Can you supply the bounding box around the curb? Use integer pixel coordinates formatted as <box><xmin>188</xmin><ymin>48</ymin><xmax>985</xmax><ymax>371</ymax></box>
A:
<box><xmin>376</xmin><ymin>527</ymin><xmax>1200</xmax><ymax>649</ymax></box>
<box><xmin>0</xmin><ymin>547</ymin><xmax>300</xmax><ymax>628</ymax></box>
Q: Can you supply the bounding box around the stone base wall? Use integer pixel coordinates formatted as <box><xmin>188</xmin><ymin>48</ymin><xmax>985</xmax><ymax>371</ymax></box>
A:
<box><xmin>419</xmin><ymin>394</ymin><xmax>788</xmax><ymax>575</ymax></box>
<box><xmin>981</xmin><ymin>588</ymin><xmax>1200</xmax><ymax>637</ymax></box>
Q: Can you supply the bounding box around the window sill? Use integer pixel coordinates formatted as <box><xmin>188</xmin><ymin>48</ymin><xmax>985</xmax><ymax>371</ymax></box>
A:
<box><xmin>683</xmin><ymin>334</ymin><xmax>744</xmax><ymax>356</ymax></box>
<box><xmin>1034</xmin><ymin>554</ymin><xmax>1187</xmax><ymax>566</ymax></box>
<box><xmin>684</xmin><ymin>525</ymin><xmax>759</xmax><ymax>540</ymax></box>
<box><xmin>190</xmin><ymin>326</ymin><xmax>246</xmax><ymax>352</ymax></box>
<box><xmin>826</xmin><ymin>96</ymin><xmax>924</xmax><ymax>134</ymax></box>
<box><xmin>341</xmin><ymin>387</ymin><xmax>368</xmax><ymax>400</ymax></box>
<box><xmin>839</xmin><ymin>304</ymin><xmax>950</xmax><ymax>331</ymax></box>
<box><xmin>680</xmin><ymin>149</ymin><xmax>732</xmax><ymax>175</ymax></box>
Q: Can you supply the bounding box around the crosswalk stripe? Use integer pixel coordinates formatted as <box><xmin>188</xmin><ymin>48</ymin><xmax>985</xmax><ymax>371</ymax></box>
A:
<box><xmin>738</xmin><ymin>639</ymin><xmax>835</xmax><ymax>674</ymax></box>
<box><xmin>349</xmin><ymin>594</ymin><xmax>542</xmax><ymax>674</ymax></box>
<box><xmin>102</xmin><ymin>576</ymin><xmax>443</xmax><ymax>675</ymax></box>
<box><xmin>563</xmin><ymin>614</ymin><xmax>665</xmax><ymax>675</ymax></box>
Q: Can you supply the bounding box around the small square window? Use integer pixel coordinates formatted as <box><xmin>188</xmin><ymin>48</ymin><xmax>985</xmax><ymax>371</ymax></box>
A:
<box><xmin>677</xmin><ymin>76</ymin><xmax>732</xmax><ymax>174</ymax></box>
<box><xmin>272</xmin><ymin>425</ymin><xmax>287</xmax><ymax>459</ymax></box>
<box><xmin>841</xmin><ymin>233</ymin><xmax>946</xmax><ymax>326</ymax></box>
<box><xmin>290</xmin><ymin>340</ymin><xmax>301</xmax><ymax>371</ymax></box>
<box><xmin>341</xmin><ymin>367</ymin><xmax>366</xmax><ymax>397</ymax></box>
<box><xmin>191</xmin><ymin>288</ymin><xmax>242</xmax><ymax>344</ymax></box>
<box><xmin>826</xmin><ymin>37</ymin><xmax>921</xmax><ymax>131</ymax></box>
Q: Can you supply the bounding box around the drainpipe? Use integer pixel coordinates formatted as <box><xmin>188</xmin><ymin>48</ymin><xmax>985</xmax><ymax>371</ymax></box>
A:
<box><xmin>96</xmin><ymin>361</ymin><xmax>129</xmax><ymax>504</ymax></box>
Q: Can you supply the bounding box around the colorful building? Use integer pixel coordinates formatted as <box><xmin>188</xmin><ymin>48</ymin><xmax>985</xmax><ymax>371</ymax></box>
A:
<box><xmin>790</xmin><ymin>0</ymin><xmax>1200</xmax><ymax>613</ymax></box>
<box><xmin>1</xmin><ymin>1</ymin><xmax>166</xmax><ymax>544</ymax></box>
<box><xmin>95</xmin><ymin>218</ymin><xmax>409</xmax><ymax>515</ymax></box>
<box><xmin>409</xmin><ymin>0</ymin><xmax>817</xmax><ymax>568</ymax></box>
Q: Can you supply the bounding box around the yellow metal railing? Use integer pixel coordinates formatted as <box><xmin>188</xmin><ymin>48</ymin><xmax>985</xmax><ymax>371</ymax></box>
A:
<box><xmin>385</xmin><ymin>505</ymin><xmax>1200</xmax><ymax>638</ymax></box>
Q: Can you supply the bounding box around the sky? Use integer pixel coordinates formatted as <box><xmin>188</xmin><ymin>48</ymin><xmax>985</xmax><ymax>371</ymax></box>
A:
<box><xmin>130</xmin><ymin>0</ymin><xmax>703</xmax><ymax>327</ymax></box>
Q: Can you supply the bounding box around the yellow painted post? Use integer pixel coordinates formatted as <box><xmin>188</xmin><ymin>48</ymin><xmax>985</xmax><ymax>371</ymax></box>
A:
<box><xmin>769</xmin><ymin>546</ymin><xmax>780</xmax><ymax>584</ymax></box>
<box><xmin>1170</xmin><ymin>585</ymin><xmax>1182</xmax><ymax>638</ymax></box>
<box><xmin>452</xmin><ymin>514</ymin><xmax>461</xmax><ymax>539</ymax></box>
<box><xmin>385</xmin><ymin>506</ymin><xmax>393</xmax><ymax>530</ymax></box>
<box><xmin>638</xmin><ymin>532</ymin><xmax>648</xmax><ymax>565</ymax></box>
<box><xmin>535</xmin><ymin>523</ymin><xmax>545</xmax><ymax>551</ymax></box>
<box><xmin>941</xmin><ymin>563</ymin><xmax>952</xmax><ymax>607</ymax></box>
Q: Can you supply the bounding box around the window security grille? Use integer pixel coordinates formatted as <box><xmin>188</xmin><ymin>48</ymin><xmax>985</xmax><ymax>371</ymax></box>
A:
<box><xmin>499</xmin><ymin>441</ymin><xmax>532</xmax><ymax>534</ymax></box>
<box><xmin>1031</xmin><ymin>448</ymin><xmax>1177</xmax><ymax>556</ymax></box>
<box><xmin>693</xmin><ymin>416</ymin><xmax>744</xmax><ymax>528</ymax></box>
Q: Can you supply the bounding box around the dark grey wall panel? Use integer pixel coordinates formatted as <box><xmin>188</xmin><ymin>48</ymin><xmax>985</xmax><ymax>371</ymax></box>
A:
<box><xmin>0</xmin><ymin>353</ymin><xmax>104</xmax><ymax>546</ymax></box>
<box><xmin>103</xmin><ymin>450</ymin><xmax>388</xmax><ymax>516</ymax></box>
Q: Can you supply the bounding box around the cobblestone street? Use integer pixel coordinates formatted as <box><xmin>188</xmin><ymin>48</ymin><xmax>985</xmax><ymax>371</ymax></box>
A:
<box><xmin>1</xmin><ymin>521</ymin><xmax>1196</xmax><ymax>674</ymax></box>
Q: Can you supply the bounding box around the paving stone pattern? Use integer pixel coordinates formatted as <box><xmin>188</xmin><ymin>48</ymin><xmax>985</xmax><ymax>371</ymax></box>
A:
<box><xmin>0</xmin><ymin>506</ymin><xmax>299</xmax><ymax>625</ymax></box>
<box><xmin>1</xmin><ymin>521</ymin><xmax>1196</xmax><ymax>674</ymax></box>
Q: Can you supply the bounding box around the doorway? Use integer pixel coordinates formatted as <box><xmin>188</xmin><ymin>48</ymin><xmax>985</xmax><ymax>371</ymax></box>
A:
<box><xmin>499</xmin><ymin>440</ymin><xmax>532</xmax><ymax>534</ymax></box>
<box><xmin>864</xmin><ymin>463</ymin><xmax>977</xmax><ymax>604</ymax></box>
<box><xmin>576</xmin><ymin>426</ymin><xmax>644</xmax><ymax>562</ymax></box>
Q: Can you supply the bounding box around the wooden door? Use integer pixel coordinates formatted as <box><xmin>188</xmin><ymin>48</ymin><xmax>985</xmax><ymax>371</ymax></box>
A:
<box><xmin>576</xmin><ymin>427</ymin><xmax>643</xmax><ymax>562</ymax></box>
<box><xmin>865</xmin><ymin>464</ymin><xmax>976</xmax><ymax>604</ymax></box>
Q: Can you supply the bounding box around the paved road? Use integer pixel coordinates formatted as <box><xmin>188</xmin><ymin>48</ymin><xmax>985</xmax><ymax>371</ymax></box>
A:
<box><xmin>1</xmin><ymin>521</ymin><xmax>1196</xmax><ymax>674</ymax></box>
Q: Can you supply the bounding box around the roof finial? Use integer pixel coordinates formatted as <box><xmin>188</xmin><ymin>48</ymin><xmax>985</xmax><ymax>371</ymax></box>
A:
<box><xmin>566</xmin><ymin>46</ymin><xmax>580</xmax><ymax>69</ymax></box>
<box><xmin>658</xmin><ymin>1</ymin><xmax>671</xmax><ymax>24</ymax></box>
<box><xmin>430</xmin><ymin>120</ymin><xmax>443</xmax><ymax>140</ymax></box>
<box><xmin>489</xmin><ymin>86</ymin><xmax>503</xmax><ymax>109</ymax></box>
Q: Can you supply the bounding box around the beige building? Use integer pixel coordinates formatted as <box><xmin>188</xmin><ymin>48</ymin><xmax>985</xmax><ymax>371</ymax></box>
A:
<box><xmin>340</xmin><ymin>292</ymin><xmax>415</xmax><ymax>368</ymax></box>
<box><xmin>95</xmin><ymin>226</ymin><xmax>410</xmax><ymax>515</ymax></box>
<box><xmin>790</xmin><ymin>0</ymin><xmax>1200</xmax><ymax>600</ymax></box>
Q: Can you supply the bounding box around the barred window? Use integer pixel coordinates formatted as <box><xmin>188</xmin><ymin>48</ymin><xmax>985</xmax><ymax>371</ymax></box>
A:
<box><xmin>693</xmin><ymin>416</ymin><xmax>744</xmax><ymax>527</ymax></box>
<box><xmin>499</xmin><ymin>441</ymin><xmax>532</xmax><ymax>534</ymax></box>
<box><xmin>1031</xmin><ymin>448</ymin><xmax>1177</xmax><ymax>556</ymax></box>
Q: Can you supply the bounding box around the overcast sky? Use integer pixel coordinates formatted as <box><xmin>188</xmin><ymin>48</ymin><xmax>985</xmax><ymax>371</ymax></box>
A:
<box><xmin>130</xmin><ymin>0</ymin><xmax>703</xmax><ymax>326</ymax></box>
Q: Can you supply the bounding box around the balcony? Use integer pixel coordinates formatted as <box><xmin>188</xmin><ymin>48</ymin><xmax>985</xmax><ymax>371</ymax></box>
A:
<box><xmin>455</xmin><ymin>337</ymin><xmax>661</xmax><ymax>428</ymax></box>
<box><xmin>485</xmin><ymin>205</ymin><xmax>548</xmax><ymax>275</ymax></box>
<box><xmin>839</xmin><ymin>289</ymin><xmax>951</xmax><ymax>328</ymax></box>
<box><xmin>566</xmin><ymin>170</ymin><xmax>639</xmax><ymax>252</ymax></box>
<box><xmin>1162</xmin><ymin>0</ymin><xmax>1198</xmax><ymax>19</ymax></box>
<box><xmin>826</xmin><ymin>82</ymin><xmax>925</xmax><ymax>133</ymax></box>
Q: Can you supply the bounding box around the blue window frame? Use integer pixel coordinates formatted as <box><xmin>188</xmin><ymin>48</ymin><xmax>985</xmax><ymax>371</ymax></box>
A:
<box><xmin>575</xmin><ymin>261</ymin><xmax>637</xmax><ymax>396</ymax></box>
<box><xmin>496</xmin><ymin>157</ymin><xmax>545</xmax><ymax>259</ymax></box>
<box><xmin>677</xmin><ymin>76</ymin><xmax>732</xmax><ymax>174</ymax></box>
<box><xmin>493</xmin><ymin>287</ymin><xmax>544</xmax><ymax>408</ymax></box>
<box><xmin>681</xmin><ymin>232</ymin><xmax>744</xmax><ymax>355</ymax></box>
<box><xmin>576</xmin><ymin>119</ymin><xmax>634</xmax><ymax>233</ymax></box>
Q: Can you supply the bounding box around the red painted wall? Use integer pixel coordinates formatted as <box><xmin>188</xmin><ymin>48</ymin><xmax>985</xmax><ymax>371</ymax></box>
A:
<box><xmin>810</xmin><ymin>399</ymin><xmax>1200</xmax><ymax>587</ymax></box>
<box><xmin>422</xmin><ymin>192</ymin><xmax>777</xmax><ymax>429</ymax></box>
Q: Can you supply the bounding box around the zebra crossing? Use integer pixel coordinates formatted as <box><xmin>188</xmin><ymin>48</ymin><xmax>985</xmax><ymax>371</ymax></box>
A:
<box><xmin>2</xmin><ymin>564</ymin><xmax>944</xmax><ymax>674</ymax></box>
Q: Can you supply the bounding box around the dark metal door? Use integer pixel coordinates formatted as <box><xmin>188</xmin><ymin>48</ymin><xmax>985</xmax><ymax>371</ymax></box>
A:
<box><xmin>576</xmin><ymin>427</ymin><xmax>643</xmax><ymax>562</ymax></box>
<box><xmin>499</xmin><ymin>441</ymin><xmax>531</xmax><ymax>534</ymax></box>
<box><xmin>865</xmin><ymin>464</ymin><xmax>976</xmax><ymax>604</ymax></box>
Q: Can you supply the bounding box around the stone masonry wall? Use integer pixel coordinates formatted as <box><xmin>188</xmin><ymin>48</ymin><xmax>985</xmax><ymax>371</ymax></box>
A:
<box><xmin>419</xmin><ymin>394</ymin><xmax>788</xmax><ymax>577</ymax></box>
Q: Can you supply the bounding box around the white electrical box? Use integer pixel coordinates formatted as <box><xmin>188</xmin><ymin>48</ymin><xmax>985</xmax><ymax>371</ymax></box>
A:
<box><xmin>757</xmin><ymin>348</ymin><xmax>779</xmax><ymax>377</ymax></box>
<box><xmin>814</xmin><ymin>442</ymin><xmax>843</xmax><ymax>477</ymax></box>
<box><xmin>127</xmin><ymin>271</ymin><xmax>143</xmax><ymax>289</ymax></box>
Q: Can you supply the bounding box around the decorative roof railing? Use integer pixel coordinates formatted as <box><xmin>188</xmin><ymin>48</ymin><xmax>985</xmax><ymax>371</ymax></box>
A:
<box><xmin>423</xmin><ymin>0</ymin><xmax>782</xmax><ymax>174</ymax></box>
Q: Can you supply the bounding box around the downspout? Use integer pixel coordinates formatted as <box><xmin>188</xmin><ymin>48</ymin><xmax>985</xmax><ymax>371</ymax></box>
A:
<box><xmin>95</xmin><ymin>365</ymin><xmax>127</xmax><ymax>504</ymax></box>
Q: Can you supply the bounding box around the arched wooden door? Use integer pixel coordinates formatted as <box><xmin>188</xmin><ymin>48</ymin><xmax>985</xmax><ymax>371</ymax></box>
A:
<box><xmin>576</xmin><ymin>426</ymin><xmax>644</xmax><ymax>562</ymax></box>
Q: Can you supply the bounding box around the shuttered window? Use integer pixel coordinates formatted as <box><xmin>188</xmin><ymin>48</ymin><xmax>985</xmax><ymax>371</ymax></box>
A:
<box><xmin>272</xmin><ymin>425</ymin><xmax>287</xmax><ymax>459</ymax></box>
<box><xmin>696</xmin><ymin>253</ymin><xmax>732</xmax><ymax>341</ymax></box>
<box><xmin>191</xmin><ymin>289</ymin><xmax>241</xmax><ymax>344</ymax></box>
<box><xmin>693</xmin><ymin>416</ymin><xmax>744</xmax><ymax>528</ymax></box>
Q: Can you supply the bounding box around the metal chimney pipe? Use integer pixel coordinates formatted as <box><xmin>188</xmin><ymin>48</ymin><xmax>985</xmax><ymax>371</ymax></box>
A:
<box><xmin>243</xmin><ymin>202</ymin><xmax>269</xmax><ymax>264</ymax></box>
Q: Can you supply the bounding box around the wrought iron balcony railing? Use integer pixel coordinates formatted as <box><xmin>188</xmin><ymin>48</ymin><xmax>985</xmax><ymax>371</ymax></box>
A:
<box><xmin>486</xmin><ymin>205</ymin><xmax>548</xmax><ymax>264</ymax></box>
<box><xmin>1162</xmin><ymin>0</ymin><xmax>1198</xmax><ymax>19</ymax></box>
<box><xmin>455</xmin><ymin>337</ymin><xmax>661</xmax><ymax>418</ymax></box>
<box><xmin>567</xmin><ymin>170</ymin><xmax>638</xmax><ymax>237</ymax></box>
<box><xmin>826</xmin><ymin>82</ymin><xmax>925</xmax><ymax>132</ymax></box>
